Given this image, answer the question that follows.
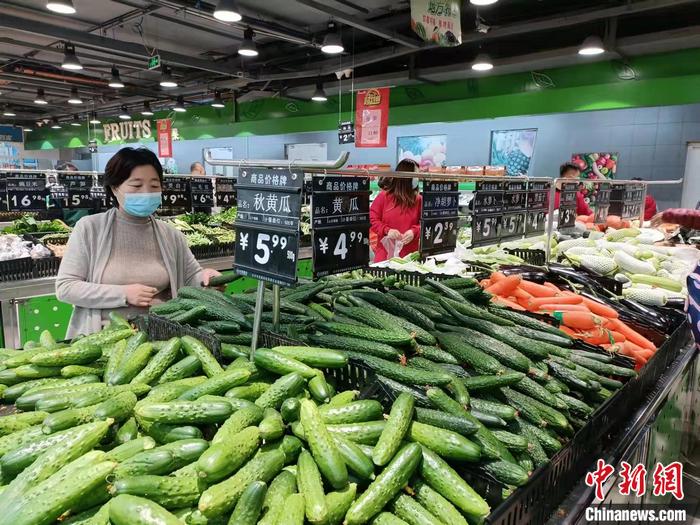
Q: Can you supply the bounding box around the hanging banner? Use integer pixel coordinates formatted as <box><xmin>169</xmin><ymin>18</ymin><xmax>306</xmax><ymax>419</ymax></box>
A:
<box><xmin>157</xmin><ymin>119</ymin><xmax>173</xmax><ymax>158</ymax></box>
<box><xmin>355</xmin><ymin>88</ymin><xmax>389</xmax><ymax>148</ymax></box>
<box><xmin>410</xmin><ymin>0</ymin><xmax>461</xmax><ymax>47</ymax></box>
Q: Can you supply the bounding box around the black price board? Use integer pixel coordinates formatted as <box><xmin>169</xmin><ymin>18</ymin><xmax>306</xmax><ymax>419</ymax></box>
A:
<box><xmin>593</xmin><ymin>182</ymin><xmax>611</xmax><ymax>224</ymax></box>
<box><xmin>504</xmin><ymin>181</ymin><xmax>527</xmax><ymax>211</ymax></box>
<box><xmin>162</xmin><ymin>177</ymin><xmax>191</xmax><ymax>208</ymax></box>
<box><xmin>313</xmin><ymin>225</ymin><xmax>369</xmax><ymax>278</ymax></box>
<box><xmin>311</xmin><ymin>175</ymin><xmax>370</xmax><ymax>228</ymax></box>
<box><xmin>235</xmin><ymin>168</ymin><xmax>303</xmax><ymax>286</ymax></box>
<box><xmin>0</xmin><ymin>175</ymin><xmax>7</xmax><ymax>210</ymax></box>
<box><xmin>190</xmin><ymin>179</ymin><xmax>214</xmax><ymax>208</ymax></box>
<box><xmin>338</xmin><ymin>121</ymin><xmax>355</xmax><ymax>144</ymax></box>
<box><xmin>421</xmin><ymin>217</ymin><xmax>459</xmax><ymax>256</ymax></box>
<box><xmin>501</xmin><ymin>212</ymin><xmax>526</xmax><ymax>239</ymax></box>
<box><xmin>6</xmin><ymin>173</ymin><xmax>48</xmax><ymax>211</ymax></box>
<box><xmin>471</xmin><ymin>181</ymin><xmax>504</xmax><ymax>247</ymax></box>
<box><xmin>558</xmin><ymin>182</ymin><xmax>578</xmax><ymax>230</ymax></box>
<box><xmin>60</xmin><ymin>174</ymin><xmax>94</xmax><ymax>208</ymax></box>
<box><xmin>234</xmin><ymin>223</ymin><xmax>299</xmax><ymax>286</ymax></box>
<box><xmin>472</xmin><ymin>180</ymin><xmax>504</xmax><ymax>214</ymax></box>
<box><xmin>610</xmin><ymin>183</ymin><xmax>645</xmax><ymax>219</ymax></box>
<box><xmin>214</xmin><ymin>177</ymin><xmax>236</xmax><ymax>207</ymax></box>
<box><xmin>472</xmin><ymin>214</ymin><xmax>501</xmax><ymax>246</ymax></box>
<box><xmin>526</xmin><ymin>210</ymin><xmax>547</xmax><ymax>235</ymax></box>
<box><xmin>526</xmin><ymin>181</ymin><xmax>550</xmax><ymax>211</ymax></box>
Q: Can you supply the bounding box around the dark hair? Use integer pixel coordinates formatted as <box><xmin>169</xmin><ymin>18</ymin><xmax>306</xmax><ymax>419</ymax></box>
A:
<box><xmin>396</xmin><ymin>159</ymin><xmax>419</xmax><ymax>173</ymax></box>
<box><xmin>560</xmin><ymin>162</ymin><xmax>580</xmax><ymax>176</ymax></box>
<box><xmin>104</xmin><ymin>147</ymin><xmax>163</xmax><ymax>205</ymax></box>
<box><xmin>190</xmin><ymin>161</ymin><xmax>203</xmax><ymax>172</ymax></box>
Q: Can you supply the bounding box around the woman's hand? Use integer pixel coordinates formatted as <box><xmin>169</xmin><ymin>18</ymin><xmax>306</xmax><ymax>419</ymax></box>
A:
<box><xmin>649</xmin><ymin>212</ymin><xmax>665</xmax><ymax>228</ymax></box>
<box><xmin>201</xmin><ymin>268</ymin><xmax>222</xmax><ymax>286</ymax></box>
<box><xmin>123</xmin><ymin>284</ymin><xmax>158</xmax><ymax>307</ymax></box>
<box><xmin>387</xmin><ymin>229</ymin><xmax>402</xmax><ymax>240</ymax></box>
<box><xmin>401</xmin><ymin>230</ymin><xmax>415</xmax><ymax>245</ymax></box>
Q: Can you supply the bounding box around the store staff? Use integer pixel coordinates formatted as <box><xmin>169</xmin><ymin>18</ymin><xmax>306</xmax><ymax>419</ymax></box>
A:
<box><xmin>553</xmin><ymin>162</ymin><xmax>593</xmax><ymax>216</ymax></box>
<box><xmin>190</xmin><ymin>161</ymin><xmax>206</xmax><ymax>176</ymax></box>
<box><xmin>56</xmin><ymin>147</ymin><xmax>221</xmax><ymax>338</ymax></box>
<box><xmin>370</xmin><ymin>159</ymin><xmax>422</xmax><ymax>262</ymax></box>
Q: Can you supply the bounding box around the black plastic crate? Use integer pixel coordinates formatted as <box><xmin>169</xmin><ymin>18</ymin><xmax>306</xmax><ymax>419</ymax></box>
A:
<box><xmin>365</xmin><ymin>267</ymin><xmax>487</xmax><ymax>286</ymax></box>
<box><xmin>135</xmin><ymin>315</ymin><xmax>222</xmax><ymax>360</ymax></box>
<box><xmin>190</xmin><ymin>242</ymin><xmax>235</xmax><ymax>260</ymax></box>
<box><xmin>0</xmin><ymin>257</ymin><xmax>34</xmax><ymax>282</ymax></box>
<box><xmin>33</xmin><ymin>256</ymin><xmax>61</xmax><ymax>278</ymax></box>
<box><xmin>505</xmin><ymin>248</ymin><xmax>546</xmax><ymax>266</ymax></box>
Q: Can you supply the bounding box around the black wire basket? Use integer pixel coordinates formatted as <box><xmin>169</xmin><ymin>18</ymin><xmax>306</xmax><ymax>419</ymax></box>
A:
<box><xmin>135</xmin><ymin>315</ymin><xmax>223</xmax><ymax>360</ymax></box>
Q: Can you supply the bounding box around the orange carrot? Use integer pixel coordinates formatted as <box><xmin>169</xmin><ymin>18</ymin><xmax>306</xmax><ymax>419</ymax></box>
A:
<box><xmin>537</xmin><ymin>304</ymin><xmax>590</xmax><ymax>312</ymax></box>
<box><xmin>542</xmin><ymin>282</ymin><xmax>561</xmax><ymax>292</ymax></box>
<box><xmin>480</xmin><ymin>279</ymin><xmax>491</xmax><ymax>288</ymax></box>
<box><xmin>512</xmin><ymin>287</ymin><xmax>533</xmax><ymax>300</ymax></box>
<box><xmin>624</xmin><ymin>340</ymin><xmax>654</xmax><ymax>359</ymax></box>
<box><xmin>608</xmin><ymin>319</ymin><xmax>656</xmax><ymax>351</ymax></box>
<box><xmin>491</xmin><ymin>296</ymin><xmax>525</xmax><ymax>310</ymax></box>
<box><xmin>490</xmin><ymin>272</ymin><xmax>507</xmax><ymax>283</ymax></box>
<box><xmin>557</xmin><ymin>325</ymin><xmax>579</xmax><ymax>337</ymax></box>
<box><xmin>486</xmin><ymin>274</ymin><xmax>522</xmax><ymax>296</ymax></box>
<box><xmin>581</xmin><ymin>297</ymin><xmax>619</xmax><ymax>319</ymax></box>
<box><xmin>518</xmin><ymin>280</ymin><xmax>557</xmax><ymax>298</ymax></box>
<box><xmin>528</xmin><ymin>295</ymin><xmax>582</xmax><ymax>309</ymax></box>
<box><xmin>559</xmin><ymin>311</ymin><xmax>602</xmax><ymax>330</ymax></box>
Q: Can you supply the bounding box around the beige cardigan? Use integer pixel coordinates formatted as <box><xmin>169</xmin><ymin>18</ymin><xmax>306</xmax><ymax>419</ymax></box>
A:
<box><xmin>56</xmin><ymin>208</ymin><xmax>202</xmax><ymax>338</ymax></box>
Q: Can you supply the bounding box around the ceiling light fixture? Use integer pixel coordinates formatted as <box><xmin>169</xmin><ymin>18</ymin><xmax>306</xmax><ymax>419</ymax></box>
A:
<box><xmin>159</xmin><ymin>66</ymin><xmax>178</xmax><ymax>88</ymax></box>
<box><xmin>71</xmin><ymin>114</ymin><xmax>81</xmax><ymax>127</ymax></box>
<box><xmin>311</xmin><ymin>81</ymin><xmax>327</xmax><ymax>102</ymax></box>
<box><xmin>471</xmin><ymin>53</ymin><xmax>494</xmax><ymax>71</ymax></box>
<box><xmin>118</xmin><ymin>105</ymin><xmax>131</xmax><ymax>120</ymax></box>
<box><xmin>67</xmin><ymin>87</ymin><xmax>83</xmax><ymax>104</ymax></box>
<box><xmin>173</xmin><ymin>96</ymin><xmax>187</xmax><ymax>112</ymax></box>
<box><xmin>61</xmin><ymin>42</ymin><xmax>82</xmax><ymax>70</ymax></box>
<box><xmin>34</xmin><ymin>88</ymin><xmax>48</xmax><ymax>105</ymax></box>
<box><xmin>89</xmin><ymin>112</ymin><xmax>101</xmax><ymax>124</ymax></box>
<box><xmin>2</xmin><ymin>106</ymin><xmax>16</xmax><ymax>117</ymax></box>
<box><xmin>578</xmin><ymin>35</ymin><xmax>605</xmax><ymax>56</ymax></box>
<box><xmin>108</xmin><ymin>67</ymin><xmax>125</xmax><ymax>88</ymax></box>
<box><xmin>141</xmin><ymin>101</ymin><xmax>154</xmax><ymax>116</ymax></box>
<box><xmin>211</xmin><ymin>92</ymin><xmax>225</xmax><ymax>108</ymax></box>
<box><xmin>23</xmin><ymin>126</ymin><xmax>32</xmax><ymax>132</ymax></box>
<box><xmin>321</xmin><ymin>23</ymin><xmax>344</xmax><ymax>54</ymax></box>
<box><xmin>46</xmin><ymin>0</ymin><xmax>76</xmax><ymax>14</ymax></box>
<box><xmin>238</xmin><ymin>28</ymin><xmax>258</xmax><ymax>57</ymax></box>
<box><xmin>469</xmin><ymin>0</ymin><xmax>499</xmax><ymax>5</ymax></box>
<box><xmin>51</xmin><ymin>117</ymin><xmax>62</xmax><ymax>129</ymax></box>
<box><xmin>213</xmin><ymin>0</ymin><xmax>242</xmax><ymax>22</ymax></box>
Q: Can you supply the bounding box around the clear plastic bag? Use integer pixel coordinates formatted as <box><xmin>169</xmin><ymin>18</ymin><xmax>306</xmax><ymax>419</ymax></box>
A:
<box><xmin>381</xmin><ymin>235</ymin><xmax>404</xmax><ymax>258</ymax></box>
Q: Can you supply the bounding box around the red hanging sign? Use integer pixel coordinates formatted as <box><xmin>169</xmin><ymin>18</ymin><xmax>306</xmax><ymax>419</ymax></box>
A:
<box><xmin>157</xmin><ymin>119</ymin><xmax>172</xmax><ymax>158</ymax></box>
<box><xmin>355</xmin><ymin>88</ymin><xmax>389</xmax><ymax>148</ymax></box>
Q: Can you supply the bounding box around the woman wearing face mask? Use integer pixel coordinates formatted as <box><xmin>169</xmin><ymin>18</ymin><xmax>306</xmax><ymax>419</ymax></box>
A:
<box><xmin>370</xmin><ymin>159</ymin><xmax>422</xmax><ymax>262</ymax></box>
<box><xmin>56</xmin><ymin>147</ymin><xmax>220</xmax><ymax>337</ymax></box>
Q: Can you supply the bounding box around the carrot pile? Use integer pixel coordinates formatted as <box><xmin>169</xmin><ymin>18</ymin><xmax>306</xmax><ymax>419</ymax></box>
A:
<box><xmin>481</xmin><ymin>272</ymin><xmax>657</xmax><ymax>368</ymax></box>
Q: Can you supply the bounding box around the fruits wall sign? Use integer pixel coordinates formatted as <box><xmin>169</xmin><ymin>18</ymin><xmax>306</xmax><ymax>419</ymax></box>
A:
<box><xmin>571</xmin><ymin>152</ymin><xmax>618</xmax><ymax>179</ymax></box>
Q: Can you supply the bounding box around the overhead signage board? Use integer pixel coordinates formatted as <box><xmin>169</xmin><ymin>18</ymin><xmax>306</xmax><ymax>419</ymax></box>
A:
<box><xmin>234</xmin><ymin>168</ymin><xmax>302</xmax><ymax>286</ymax></box>
<box><xmin>312</xmin><ymin>175</ymin><xmax>370</xmax><ymax>278</ymax></box>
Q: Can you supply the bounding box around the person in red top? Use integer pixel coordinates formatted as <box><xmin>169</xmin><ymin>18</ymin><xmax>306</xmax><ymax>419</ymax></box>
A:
<box><xmin>631</xmin><ymin>178</ymin><xmax>657</xmax><ymax>220</ymax></box>
<box><xmin>370</xmin><ymin>159</ymin><xmax>422</xmax><ymax>262</ymax></box>
<box><xmin>552</xmin><ymin>162</ymin><xmax>593</xmax><ymax>216</ymax></box>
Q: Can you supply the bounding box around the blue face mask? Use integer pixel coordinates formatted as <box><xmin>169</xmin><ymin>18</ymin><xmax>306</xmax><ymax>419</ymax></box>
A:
<box><xmin>121</xmin><ymin>192</ymin><xmax>162</xmax><ymax>217</ymax></box>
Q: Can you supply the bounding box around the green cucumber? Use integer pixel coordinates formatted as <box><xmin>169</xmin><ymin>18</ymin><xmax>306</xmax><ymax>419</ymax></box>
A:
<box><xmin>255</xmin><ymin>373</ymin><xmax>305</xmax><ymax>410</ymax></box>
<box><xmin>157</xmin><ymin>355</ymin><xmax>202</xmax><ymax>384</ymax></box>
<box><xmin>392</xmin><ymin>494</ymin><xmax>443</xmax><ymax>525</ymax></box>
<box><xmin>130</xmin><ymin>338</ymin><xmax>182</xmax><ymax>385</ymax></box>
<box><xmin>463</xmin><ymin>372</ymin><xmax>525</xmax><ymax>391</ymax></box>
<box><xmin>259</xmin><ymin>409</ymin><xmax>286</xmax><ymax>441</ymax></box>
<box><xmin>211</xmin><ymin>405</ymin><xmax>264</xmax><ymax>446</ymax></box>
<box><xmin>115</xmin><ymin>417</ymin><xmax>139</xmax><ymax>444</ymax></box>
<box><xmin>135</xmin><ymin>400</ymin><xmax>232</xmax><ymax>425</ymax></box>
<box><xmin>315</xmin><ymin>322</ymin><xmax>414</xmax><ymax>346</ymax></box>
<box><xmin>227</xmin><ymin>480</ymin><xmax>266</xmax><ymax>525</ymax></box>
<box><xmin>372</xmin><ymin>393</ymin><xmax>413</xmax><ymax>467</ymax></box>
<box><xmin>491</xmin><ymin>430</ymin><xmax>529</xmax><ymax>452</ymax></box>
<box><xmin>296</xmin><ymin>449</ymin><xmax>328</xmax><ymax>523</ymax></box>
<box><xmin>177</xmin><ymin>368</ymin><xmax>251</xmax><ymax>401</ymax></box>
<box><xmin>105</xmin><ymin>437</ymin><xmax>157</xmax><ymax>462</ymax></box>
<box><xmin>325</xmin><ymin>483</ymin><xmax>358</xmax><ymax>525</ymax></box>
<box><xmin>436</xmin><ymin>333</ymin><xmax>505</xmax><ymax>375</ymax></box>
<box><xmin>109</xmin><ymin>494</ymin><xmax>182</xmax><ymax>525</ymax></box>
<box><xmin>280</xmin><ymin>397</ymin><xmax>302</xmax><ymax>423</ymax></box>
<box><xmin>0</xmin><ymin>411</ymin><xmax>48</xmax><ymax>437</ymax></box>
<box><xmin>346</xmin><ymin>352</ymin><xmax>451</xmax><ymax>386</ymax></box>
<box><xmin>30</xmin><ymin>344</ymin><xmax>102</xmax><ymax>367</ymax></box>
<box><xmin>409</xmin><ymin>421</ymin><xmax>481</xmax><ymax>462</ymax></box>
<box><xmin>333</xmin><ymin>434</ymin><xmax>375</xmax><ymax>480</ymax></box>
<box><xmin>226</xmin><ymin>382</ymin><xmax>270</xmax><ymax>401</ymax></box>
<box><xmin>308</xmin><ymin>373</ymin><xmax>332</xmax><ymax>403</ymax></box>
<box><xmin>109</xmin><ymin>343</ymin><xmax>152</xmax><ymax>385</ymax></box>
<box><xmin>439</xmin><ymin>326</ymin><xmax>533</xmax><ymax>372</ymax></box>
<box><xmin>319</xmin><ymin>400</ymin><xmax>383</xmax><ymax>425</ymax></box>
<box><xmin>372</xmin><ymin>513</ymin><xmax>410</xmax><ymax>525</ymax></box>
<box><xmin>277</xmin><ymin>493</ymin><xmax>305</xmax><ymax>525</ymax></box>
<box><xmin>470</xmin><ymin>398</ymin><xmax>517</xmax><ymax>421</ymax></box>
<box><xmin>414</xmin><ymin>408</ymin><xmax>479</xmax><ymax>436</ymax></box>
<box><xmin>258</xmin><ymin>470</ymin><xmax>297</xmax><ymax>525</ymax></box>
<box><xmin>180</xmin><ymin>336</ymin><xmax>223</xmax><ymax>377</ymax></box>
<box><xmin>307</xmin><ymin>334</ymin><xmax>402</xmax><ymax>360</ymax></box>
<box><xmin>110</xmin><ymin>474</ymin><xmax>203</xmax><ymax>509</ymax></box>
<box><xmin>272</xmin><ymin>346</ymin><xmax>348</xmax><ymax>368</ymax></box>
<box><xmin>254</xmin><ymin>349</ymin><xmax>317</xmax><ymax>379</ymax></box>
<box><xmin>481</xmin><ymin>459</ymin><xmax>530</xmax><ymax>486</ymax></box>
<box><xmin>345</xmin><ymin>443</ymin><xmax>422</xmax><ymax>525</ymax></box>
<box><xmin>299</xmin><ymin>399</ymin><xmax>347</xmax><ymax>489</ymax></box>
<box><xmin>413</xmin><ymin>479</ymin><xmax>468</xmax><ymax>525</ymax></box>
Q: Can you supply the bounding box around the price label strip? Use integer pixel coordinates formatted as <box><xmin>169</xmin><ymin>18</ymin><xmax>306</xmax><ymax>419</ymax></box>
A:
<box><xmin>6</xmin><ymin>173</ymin><xmax>48</xmax><ymax>211</ymax></box>
<box><xmin>214</xmin><ymin>177</ymin><xmax>236</xmax><ymax>207</ymax></box>
<box><xmin>557</xmin><ymin>181</ymin><xmax>578</xmax><ymax>231</ymax></box>
<box><xmin>593</xmin><ymin>182</ymin><xmax>611</xmax><ymax>224</ymax></box>
<box><xmin>312</xmin><ymin>175</ymin><xmax>370</xmax><ymax>278</ymax></box>
<box><xmin>609</xmin><ymin>183</ymin><xmax>644</xmax><ymax>219</ymax></box>
<box><xmin>162</xmin><ymin>177</ymin><xmax>192</xmax><ymax>209</ymax></box>
<box><xmin>471</xmin><ymin>180</ymin><xmax>504</xmax><ymax>247</ymax></box>
<box><xmin>190</xmin><ymin>178</ymin><xmax>214</xmax><ymax>208</ymax></box>
<box><xmin>523</xmin><ymin>180</ymin><xmax>550</xmax><ymax>237</ymax></box>
<box><xmin>421</xmin><ymin>180</ymin><xmax>460</xmax><ymax>256</ymax></box>
<box><xmin>234</xmin><ymin>168</ymin><xmax>303</xmax><ymax>286</ymax></box>
<box><xmin>60</xmin><ymin>174</ymin><xmax>94</xmax><ymax>209</ymax></box>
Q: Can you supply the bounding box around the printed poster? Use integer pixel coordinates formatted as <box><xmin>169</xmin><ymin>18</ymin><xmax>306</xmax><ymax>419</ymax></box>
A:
<box><xmin>157</xmin><ymin>119</ymin><xmax>172</xmax><ymax>158</ymax></box>
<box><xmin>397</xmin><ymin>135</ymin><xmax>447</xmax><ymax>170</ymax></box>
<box><xmin>490</xmin><ymin>128</ymin><xmax>537</xmax><ymax>176</ymax></box>
<box><xmin>355</xmin><ymin>88</ymin><xmax>390</xmax><ymax>148</ymax></box>
<box><xmin>410</xmin><ymin>0</ymin><xmax>461</xmax><ymax>47</ymax></box>
<box><xmin>571</xmin><ymin>152</ymin><xmax>618</xmax><ymax>179</ymax></box>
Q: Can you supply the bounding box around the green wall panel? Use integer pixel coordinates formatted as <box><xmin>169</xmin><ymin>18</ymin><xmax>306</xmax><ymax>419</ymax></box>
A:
<box><xmin>17</xmin><ymin>295</ymin><xmax>73</xmax><ymax>345</ymax></box>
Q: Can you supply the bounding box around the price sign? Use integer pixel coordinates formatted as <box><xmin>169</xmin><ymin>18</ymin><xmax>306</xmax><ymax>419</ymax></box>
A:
<box><xmin>526</xmin><ymin>181</ymin><xmax>550</xmax><ymax>211</ymax></box>
<box><xmin>59</xmin><ymin>174</ymin><xmax>94</xmax><ymax>208</ymax></box>
<box><xmin>504</xmin><ymin>181</ymin><xmax>527</xmax><ymax>211</ymax></box>
<box><xmin>312</xmin><ymin>175</ymin><xmax>370</xmax><ymax>277</ymax></box>
<box><xmin>234</xmin><ymin>224</ymin><xmax>300</xmax><ymax>286</ymax></box>
<box><xmin>235</xmin><ymin>168</ymin><xmax>302</xmax><ymax>286</ymax></box>
<box><xmin>472</xmin><ymin>214</ymin><xmax>501</xmax><ymax>246</ymax></box>
<box><xmin>215</xmin><ymin>177</ymin><xmax>236</xmax><ymax>207</ymax></box>
<box><xmin>313</xmin><ymin>226</ymin><xmax>369</xmax><ymax>278</ymax></box>
<box><xmin>471</xmin><ymin>181</ymin><xmax>504</xmax><ymax>247</ymax></box>
<box><xmin>312</xmin><ymin>176</ymin><xmax>370</xmax><ymax>228</ymax></box>
<box><xmin>421</xmin><ymin>217</ymin><xmax>459</xmax><ymax>256</ymax></box>
<box><xmin>526</xmin><ymin>210</ymin><xmax>547</xmax><ymax>235</ymax></box>
<box><xmin>190</xmin><ymin>179</ymin><xmax>214</xmax><ymax>208</ymax></box>
<box><xmin>501</xmin><ymin>212</ymin><xmax>526</xmax><ymax>239</ymax></box>
<box><xmin>558</xmin><ymin>182</ymin><xmax>578</xmax><ymax>231</ymax></box>
<box><xmin>6</xmin><ymin>173</ymin><xmax>48</xmax><ymax>211</ymax></box>
<box><xmin>162</xmin><ymin>177</ymin><xmax>191</xmax><ymax>208</ymax></box>
<box><xmin>338</xmin><ymin>121</ymin><xmax>355</xmax><ymax>144</ymax></box>
<box><xmin>610</xmin><ymin>183</ymin><xmax>645</xmax><ymax>219</ymax></box>
<box><xmin>593</xmin><ymin>182</ymin><xmax>611</xmax><ymax>224</ymax></box>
